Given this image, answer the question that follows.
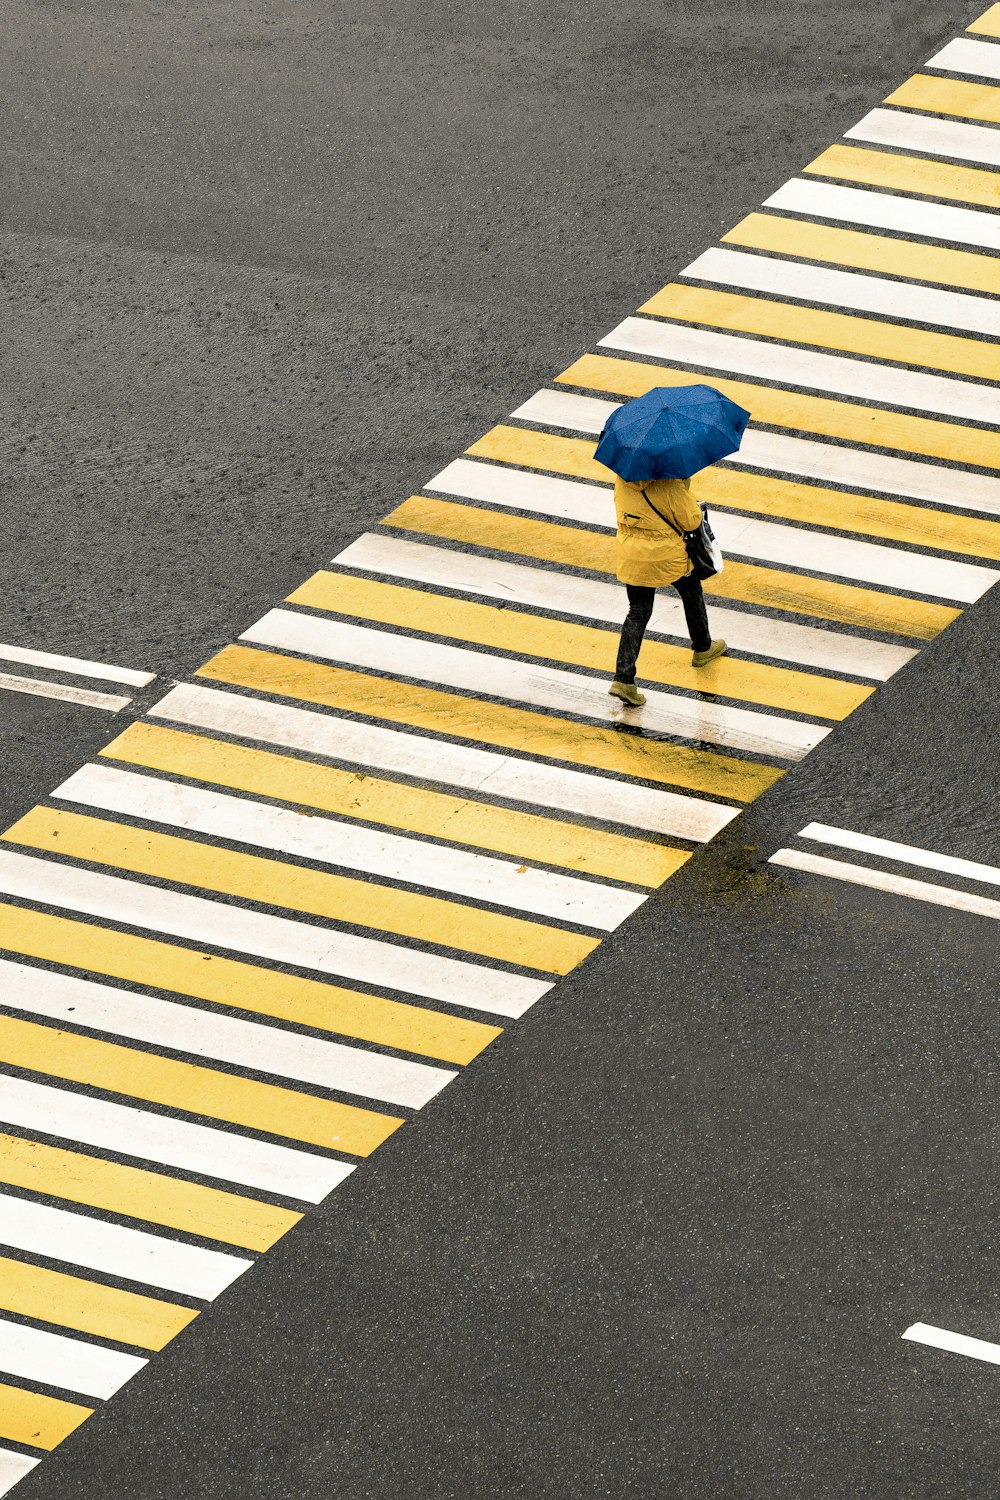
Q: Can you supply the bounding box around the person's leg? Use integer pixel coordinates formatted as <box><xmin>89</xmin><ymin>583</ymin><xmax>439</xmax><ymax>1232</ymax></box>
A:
<box><xmin>671</xmin><ymin>573</ymin><xmax>712</xmax><ymax>653</ymax></box>
<box><xmin>673</xmin><ymin>572</ymin><xmax>727</xmax><ymax>666</ymax></box>
<box><xmin>614</xmin><ymin>585</ymin><xmax>656</xmax><ymax>683</ymax></box>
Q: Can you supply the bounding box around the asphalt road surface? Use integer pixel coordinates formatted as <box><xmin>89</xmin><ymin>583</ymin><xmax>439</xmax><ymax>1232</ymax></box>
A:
<box><xmin>3</xmin><ymin>1</ymin><xmax>1000</xmax><ymax>1496</ymax></box>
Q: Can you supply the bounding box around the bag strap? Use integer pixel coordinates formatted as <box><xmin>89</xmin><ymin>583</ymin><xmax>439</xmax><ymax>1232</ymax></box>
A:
<box><xmin>639</xmin><ymin>485</ymin><xmax>685</xmax><ymax>536</ymax></box>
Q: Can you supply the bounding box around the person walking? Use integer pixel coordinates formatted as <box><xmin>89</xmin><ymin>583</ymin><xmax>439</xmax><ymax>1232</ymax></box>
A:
<box><xmin>593</xmin><ymin>382</ymin><xmax>751</xmax><ymax>710</ymax></box>
<box><xmin>608</xmin><ymin>473</ymin><xmax>726</xmax><ymax>707</ymax></box>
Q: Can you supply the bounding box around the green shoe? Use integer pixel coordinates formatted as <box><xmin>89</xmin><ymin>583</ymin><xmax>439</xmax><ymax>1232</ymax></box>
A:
<box><xmin>609</xmin><ymin>680</ymin><xmax>646</xmax><ymax>706</ymax></box>
<box><xmin>692</xmin><ymin>639</ymin><xmax>727</xmax><ymax>668</ymax></box>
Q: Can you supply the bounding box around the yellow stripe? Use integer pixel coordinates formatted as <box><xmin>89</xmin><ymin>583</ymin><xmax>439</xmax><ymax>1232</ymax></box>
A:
<box><xmin>639</xmin><ymin>280</ymin><xmax>1000</xmax><ymax>383</ymax></box>
<box><xmin>0</xmin><ymin>1012</ymin><xmax>401</xmax><ymax>1156</ymax></box>
<box><xmin>725</xmin><ymin>212</ymin><xmax>1000</xmax><ymax>296</ymax></box>
<box><xmin>694</xmin><ymin>467</ymin><xmax>1000</xmax><ymax>562</ymax></box>
<box><xmin>3</xmin><ymin>808</ymin><xmax>596</xmax><ymax>977</ymax></box>
<box><xmin>970</xmin><ymin>4</ymin><xmax>1000</xmax><ymax>36</ymax></box>
<box><xmin>886</xmin><ymin>72</ymin><xmax>1000</xmax><ymax>125</ymax></box>
<box><xmin>0</xmin><ymin>902</ymin><xmax>494</xmax><ymax>1068</ymax></box>
<box><xmin>293</xmin><ymin>569</ymin><xmax>870</xmax><ymax>720</ymax></box>
<box><xmin>0</xmin><ymin>1380</ymin><xmax>91</xmax><ymax>1451</ymax></box>
<box><xmin>0</xmin><ymin>1254</ymin><xmax>196</xmax><ymax>1352</ymax></box>
<box><xmin>105</xmin><ymin>722</ymin><xmax>681</xmax><ymax>889</ymax></box>
<box><xmin>198</xmin><ymin>644</ymin><xmax>781</xmax><ymax>803</ymax></box>
<box><xmin>0</xmin><ymin>1132</ymin><xmax>299</xmax><ymax>1253</ymax></box>
<box><xmin>387</xmin><ymin>494</ymin><xmax>955</xmax><ymax>640</ymax></box>
<box><xmin>559</xmin><ymin>349</ymin><xmax>1000</xmax><ymax>481</ymax></box>
<box><xmin>805</xmin><ymin>141</ymin><xmax>1000</xmax><ymax>211</ymax></box>
<box><xmin>468</xmin><ymin>425</ymin><xmax>609</xmax><ymax>482</ymax></box>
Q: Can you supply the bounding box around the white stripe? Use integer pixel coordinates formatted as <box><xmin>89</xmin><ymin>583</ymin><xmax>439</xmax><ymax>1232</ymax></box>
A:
<box><xmin>765</xmin><ymin>178</ymin><xmax>1000</xmax><ymax>255</ymax></box>
<box><xmin>337</xmin><ymin>531</ymin><xmax>915</xmax><ymax>682</ymax></box>
<box><xmin>56</xmin><ymin>764</ymin><xmax>643</xmax><ymax>931</ymax></box>
<box><xmin>729</xmin><ymin>431</ymin><xmax>1000</xmax><ymax>518</ymax></box>
<box><xmin>515</xmin><ymin>389</ymin><xmax>1000</xmax><ymax>518</ymax></box>
<box><xmin>600</xmin><ymin>315</ymin><xmax>1000</xmax><ymax>429</ymax></box>
<box><xmin>0</xmin><ymin>1449</ymin><xmax>39</xmax><ymax>1496</ymax></box>
<box><xmin>0</xmin><ymin>1074</ymin><xmax>352</xmax><ymax>1205</ymax></box>
<box><xmin>800</xmin><ymin>820</ymin><xmax>1000</xmax><ymax>887</ymax></box>
<box><xmin>927</xmin><ymin>36</ymin><xmax>1000</xmax><ymax>80</ymax></box>
<box><xmin>0</xmin><ymin>849</ymin><xmax>549</xmax><ymax>1021</ymax></box>
<box><xmin>903</xmin><ymin>1322</ymin><xmax>1000</xmax><ymax>1364</ymax></box>
<box><xmin>847</xmin><ymin>107</ymin><xmax>1000</xmax><ymax>172</ymax></box>
<box><xmin>243</xmin><ymin>610</ymin><xmax>828</xmax><ymax>761</ymax></box>
<box><xmin>681</xmin><ymin>244</ymin><xmax>1000</xmax><ymax>339</ymax></box>
<box><xmin>0</xmin><ymin>645</ymin><xmax>153</xmax><ymax>689</ymax></box>
<box><xmin>0</xmin><ymin>1190</ymin><xmax>252</xmax><ymax>1299</ymax></box>
<box><xmin>0</xmin><ymin>957</ymin><xmax>452</xmax><ymax>1111</ymax></box>
<box><xmin>510</xmin><ymin>389</ymin><xmax>618</xmax><ymax>436</ymax></box>
<box><xmin>712</xmin><ymin>510</ymin><xmax>996</xmax><ymax>601</ymax></box>
<box><xmin>0</xmin><ymin>673</ymin><xmax>131</xmax><ymax>714</ymax></box>
<box><xmin>0</xmin><ymin>1316</ymin><xmax>146</xmax><ymax>1401</ymax></box>
<box><xmin>425</xmin><ymin>456</ymin><xmax>611</xmax><ymax>525</ymax></box>
<box><xmin>150</xmin><ymin>683</ymin><xmax>735</xmax><ymax>844</ymax></box>
<box><xmin>768</xmin><ymin>847</ymin><xmax>1000</xmax><ymax>921</ymax></box>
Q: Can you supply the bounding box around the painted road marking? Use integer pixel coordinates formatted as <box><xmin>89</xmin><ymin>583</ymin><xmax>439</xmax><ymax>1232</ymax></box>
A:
<box><xmin>143</xmin><ymin>682</ymin><xmax>733</xmax><ymax>845</ymax></box>
<box><xmin>0</xmin><ymin>673</ymin><xmax>133</xmax><ymax>714</ymax></box>
<box><xmin>680</xmin><ymin>245</ymin><xmax>1000</xmax><ymax>338</ymax></box>
<box><xmin>0</xmin><ymin>1191</ymin><xmax>252</xmax><ymax>1300</ymax></box>
<box><xmin>57</xmin><ymin>761</ymin><xmax>650</xmax><ymax>926</ymax></box>
<box><xmin>600</xmin><ymin>317</ymin><xmax>1000</xmax><ymax>430</ymax></box>
<box><xmin>0</xmin><ymin>1317</ymin><xmax>146</xmax><ymax>1401</ymax></box>
<box><xmin>8</xmin><ymin>2</ymin><xmax>1000</xmax><ymax>1483</ymax></box>
<box><xmin>764</xmin><ymin>177</ymin><xmax>1000</xmax><ymax>254</ymax></box>
<box><xmin>0</xmin><ymin>645</ymin><xmax>156</xmax><ymax>715</ymax></box>
<box><xmin>0</xmin><ymin>1451</ymin><xmax>38</xmax><ymax>1496</ymax></box>
<box><xmin>799</xmin><ymin>821</ymin><xmax>1000</xmax><ymax>889</ymax></box>
<box><xmin>0</xmin><ymin>1075</ymin><xmax>354</xmax><ymax>1203</ymax></box>
<box><xmin>925</xmin><ymin>36</ymin><xmax>1000</xmax><ymax>78</ymax></box>
<box><xmin>338</xmin><ymin>530</ymin><xmax>904</xmax><ymax>681</ymax></box>
<box><xmin>848</xmin><ymin>108</ymin><xmax>1000</xmax><ymax>171</ymax></box>
<box><xmin>769</xmin><ymin>826</ymin><xmax>1000</xmax><ymax>923</ymax></box>
<box><xmin>903</xmin><ymin>1323</ymin><xmax>1000</xmax><ymax>1365</ymax></box>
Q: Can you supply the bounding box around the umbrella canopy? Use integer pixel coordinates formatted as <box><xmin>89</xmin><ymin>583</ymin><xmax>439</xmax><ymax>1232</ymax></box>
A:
<box><xmin>594</xmin><ymin>384</ymin><xmax>751</xmax><ymax>482</ymax></box>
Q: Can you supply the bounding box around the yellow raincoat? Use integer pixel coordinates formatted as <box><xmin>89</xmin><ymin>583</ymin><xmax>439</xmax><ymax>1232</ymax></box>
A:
<box><xmin>613</xmin><ymin>476</ymin><xmax>704</xmax><ymax>587</ymax></box>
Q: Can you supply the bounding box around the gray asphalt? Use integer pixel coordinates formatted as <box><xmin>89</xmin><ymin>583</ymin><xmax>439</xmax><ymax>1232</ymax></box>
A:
<box><xmin>4</xmin><ymin>0</ymin><xmax>1000</xmax><ymax>1495</ymax></box>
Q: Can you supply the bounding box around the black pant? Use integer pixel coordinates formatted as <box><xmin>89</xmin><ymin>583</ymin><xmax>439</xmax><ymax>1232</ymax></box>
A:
<box><xmin>614</xmin><ymin>575</ymin><xmax>711</xmax><ymax>684</ymax></box>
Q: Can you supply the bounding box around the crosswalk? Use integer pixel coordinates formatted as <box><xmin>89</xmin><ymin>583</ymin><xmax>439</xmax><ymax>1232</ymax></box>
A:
<box><xmin>5</xmin><ymin>5</ymin><xmax>1000</xmax><ymax>1489</ymax></box>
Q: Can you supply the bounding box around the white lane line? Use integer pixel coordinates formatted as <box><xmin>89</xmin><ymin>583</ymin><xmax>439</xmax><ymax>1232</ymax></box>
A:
<box><xmin>56</xmin><ymin>763</ymin><xmax>644</xmax><ymax>931</ymax></box>
<box><xmin>768</xmin><ymin>847</ymin><xmax>1000</xmax><ymax>921</ymax></box>
<box><xmin>681</xmin><ymin>245</ymin><xmax>1000</xmax><ymax>338</ymax></box>
<box><xmin>0</xmin><ymin>849</ymin><xmax>550</xmax><ymax>1021</ymax></box>
<box><xmin>426</xmin><ymin>456</ymin><xmax>611</xmax><ymax>526</ymax></box>
<box><xmin>600</xmin><ymin>316</ymin><xmax>1000</xmax><ymax>430</ymax></box>
<box><xmin>712</xmin><ymin>510</ymin><xmax>996</xmax><ymax>601</ymax></box>
<box><xmin>799</xmin><ymin>820</ymin><xmax>1000</xmax><ymax>888</ymax></box>
<box><xmin>765</xmin><ymin>178</ymin><xmax>1000</xmax><ymax>255</ymax></box>
<box><xmin>927</xmin><ymin>36</ymin><xmax>1000</xmax><ymax>80</ymax></box>
<box><xmin>0</xmin><ymin>645</ymin><xmax>153</xmax><ymax>690</ymax></box>
<box><xmin>513</xmin><ymin>390</ymin><xmax>1000</xmax><ymax>519</ymax></box>
<box><xmin>337</xmin><ymin>531</ymin><xmax>915</xmax><ymax>682</ymax></box>
<box><xmin>0</xmin><ymin>1190</ymin><xmax>252</xmax><ymax>1300</ymax></box>
<box><xmin>150</xmin><ymin>683</ymin><xmax>736</xmax><ymax>843</ymax></box>
<box><xmin>243</xmin><ymin>610</ymin><xmax>828</xmax><ymax>761</ymax></box>
<box><xmin>0</xmin><ymin>673</ymin><xmax>132</xmax><ymax>714</ymax></box>
<box><xmin>903</xmin><ymin>1322</ymin><xmax>1000</xmax><ymax>1364</ymax></box>
<box><xmin>848</xmin><ymin>108</ymin><xmax>1000</xmax><ymax>172</ymax></box>
<box><xmin>0</xmin><ymin>1450</ymin><xmax>39</xmax><ymax>1497</ymax></box>
<box><xmin>0</xmin><ymin>1074</ymin><xmax>353</xmax><ymax>1204</ymax></box>
<box><xmin>0</xmin><ymin>1316</ymin><xmax>146</xmax><ymax>1401</ymax></box>
<box><xmin>0</xmin><ymin>958</ymin><xmax>453</xmax><ymax>1112</ymax></box>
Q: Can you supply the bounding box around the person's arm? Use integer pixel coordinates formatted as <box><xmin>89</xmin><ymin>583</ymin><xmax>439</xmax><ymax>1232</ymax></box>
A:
<box><xmin>674</xmin><ymin>481</ymin><xmax>704</xmax><ymax>532</ymax></box>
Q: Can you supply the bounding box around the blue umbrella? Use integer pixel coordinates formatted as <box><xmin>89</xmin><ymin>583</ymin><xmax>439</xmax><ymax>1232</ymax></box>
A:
<box><xmin>594</xmin><ymin>384</ymin><xmax>751</xmax><ymax>482</ymax></box>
